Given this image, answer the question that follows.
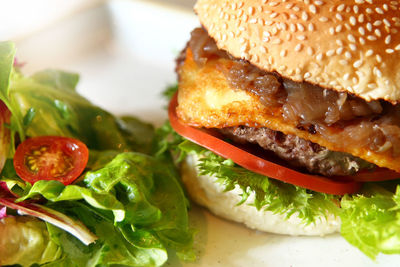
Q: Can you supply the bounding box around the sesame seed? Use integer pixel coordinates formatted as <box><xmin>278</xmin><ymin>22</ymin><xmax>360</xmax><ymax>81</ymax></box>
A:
<box><xmin>366</xmin><ymin>49</ymin><xmax>374</xmax><ymax>56</ymax></box>
<box><xmin>293</xmin><ymin>6</ymin><xmax>300</xmax><ymax>12</ymax></box>
<box><xmin>343</xmin><ymin>73</ymin><xmax>350</xmax><ymax>80</ymax></box>
<box><xmin>269</xmin><ymin>1</ymin><xmax>279</xmax><ymax>7</ymax></box>
<box><xmin>265</xmin><ymin>20</ymin><xmax>274</xmax><ymax>26</ymax></box>
<box><xmin>248</xmin><ymin>6</ymin><xmax>255</xmax><ymax>15</ymax></box>
<box><xmin>353</xmin><ymin>5</ymin><xmax>359</xmax><ymax>13</ymax></box>
<box><xmin>272</xmin><ymin>38</ymin><xmax>282</xmax><ymax>44</ymax></box>
<box><xmin>280</xmin><ymin>50</ymin><xmax>287</xmax><ymax>57</ymax></box>
<box><xmin>329</xmin><ymin>27</ymin><xmax>335</xmax><ymax>35</ymax></box>
<box><xmin>319</xmin><ymin>17</ymin><xmax>328</xmax><ymax>22</ymax></box>
<box><xmin>326</xmin><ymin>49</ymin><xmax>335</xmax><ymax>56</ymax></box>
<box><xmin>286</xmin><ymin>3</ymin><xmax>294</xmax><ymax>9</ymax></box>
<box><xmin>336</xmin><ymin>39</ymin><xmax>344</xmax><ymax>46</ymax></box>
<box><xmin>353</xmin><ymin>60</ymin><xmax>363</xmax><ymax>68</ymax></box>
<box><xmin>395</xmin><ymin>44</ymin><xmax>400</xmax><ymax>50</ymax></box>
<box><xmin>376</xmin><ymin>54</ymin><xmax>382</xmax><ymax>62</ymax></box>
<box><xmin>336</xmin><ymin>25</ymin><xmax>343</xmax><ymax>32</ymax></box>
<box><xmin>347</xmin><ymin>34</ymin><xmax>356</xmax><ymax>42</ymax></box>
<box><xmin>375</xmin><ymin>29</ymin><xmax>382</xmax><ymax>37</ymax></box>
<box><xmin>337</xmin><ymin>4</ymin><xmax>345</xmax><ymax>12</ymax></box>
<box><xmin>337</xmin><ymin>47</ymin><xmax>344</xmax><ymax>54</ymax></box>
<box><xmin>295</xmin><ymin>44</ymin><xmax>303</xmax><ymax>51</ymax></box>
<box><xmin>308</xmin><ymin>23</ymin><xmax>315</xmax><ymax>31</ymax></box>
<box><xmin>309</xmin><ymin>4</ymin><xmax>317</xmax><ymax>14</ymax></box>
<box><xmin>260</xmin><ymin>46</ymin><xmax>267</xmax><ymax>53</ymax></box>
<box><xmin>345</xmin><ymin>51</ymin><xmax>352</xmax><ymax>59</ymax></box>
<box><xmin>290</xmin><ymin>23</ymin><xmax>296</xmax><ymax>32</ymax></box>
<box><xmin>375</xmin><ymin>7</ymin><xmax>384</xmax><ymax>14</ymax></box>
<box><xmin>304</xmin><ymin>72</ymin><xmax>311</xmax><ymax>78</ymax></box>
<box><xmin>249</xmin><ymin>18</ymin><xmax>257</xmax><ymax>24</ymax></box>
<box><xmin>339</xmin><ymin>59</ymin><xmax>348</xmax><ymax>65</ymax></box>
<box><xmin>349</xmin><ymin>44</ymin><xmax>357</xmax><ymax>51</ymax></box>
<box><xmin>383</xmin><ymin>4</ymin><xmax>389</xmax><ymax>11</ymax></box>
<box><xmin>386</xmin><ymin>49</ymin><xmax>395</xmax><ymax>54</ymax></box>
<box><xmin>358</xmin><ymin>27</ymin><xmax>366</xmax><ymax>35</ymax></box>
<box><xmin>302</xmin><ymin>12</ymin><xmax>309</xmax><ymax>21</ymax></box>
<box><xmin>373</xmin><ymin>20</ymin><xmax>382</xmax><ymax>26</ymax></box>
<box><xmin>314</xmin><ymin>0</ymin><xmax>324</xmax><ymax>5</ymax></box>
<box><xmin>366</xmin><ymin>23</ymin><xmax>372</xmax><ymax>31</ymax></box>
<box><xmin>367</xmin><ymin>35</ymin><xmax>377</xmax><ymax>41</ymax></box>
<box><xmin>368</xmin><ymin>83</ymin><xmax>377</xmax><ymax>89</ymax></box>
<box><xmin>374</xmin><ymin>67</ymin><xmax>383</xmax><ymax>77</ymax></box>
<box><xmin>349</xmin><ymin>16</ymin><xmax>356</xmax><ymax>26</ymax></box>
<box><xmin>290</xmin><ymin>14</ymin><xmax>298</xmax><ymax>19</ymax></box>
<box><xmin>366</xmin><ymin>8</ymin><xmax>373</xmax><ymax>14</ymax></box>
<box><xmin>336</xmin><ymin>13</ymin><xmax>343</xmax><ymax>21</ymax></box>
<box><xmin>297</xmin><ymin>23</ymin><xmax>305</xmax><ymax>31</ymax></box>
<box><xmin>359</xmin><ymin>37</ymin><xmax>366</xmax><ymax>45</ymax></box>
<box><xmin>307</xmin><ymin>47</ymin><xmax>314</xmax><ymax>55</ymax></box>
<box><xmin>358</xmin><ymin>14</ymin><xmax>365</xmax><ymax>23</ymax></box>
<box><xmin>297</xmin><ymin>35</ymin><xmax>307</xmax><ymax>40</ymax></box>
<box><xmin>385</xmin><ymin>35</ymin><xmax>392</xmax><ymax>44</ymax></box>
<box><xmin>316</xmin><ymin>53</ymin><xmax>323</xmax><ymax>61</ymax></box>
<box><xmin>383</xmin><ymin>19</ymin><xmax>391</xmax><ymax>27</ymax></box>
<box><xmin>270</xmin><ymin>12</ymin><xmax>278</xmax><ymax>18</ymax></box>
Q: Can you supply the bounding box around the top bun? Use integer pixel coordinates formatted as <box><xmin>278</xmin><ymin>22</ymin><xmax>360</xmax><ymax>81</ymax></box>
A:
<box><xmin>194</xmin><ymin>0</ymin><xmax>400</xmax><ymax>103</ymax></box>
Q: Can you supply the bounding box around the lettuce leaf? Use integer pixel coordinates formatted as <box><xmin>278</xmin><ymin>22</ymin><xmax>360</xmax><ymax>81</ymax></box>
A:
<box><xmin>11</xmin><ymin>151</ymin><xmax>194</xmax><ymax>265</ymax></box>
<box><xmin>0</xmin><ymin>216</ymin><xmax>62</xmax><ymax>267</ymax></box>
<box><xmin>340</xmin><ymin>184</ymin><xmax>400</xmax><ymax>259</ymax></box>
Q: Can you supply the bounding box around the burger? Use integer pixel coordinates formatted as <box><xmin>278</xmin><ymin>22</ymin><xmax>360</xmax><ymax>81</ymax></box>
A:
<box><xmin>167</xmin><ymin>0</ymin><xmax>400</xmax><ymax>258</ymax></box>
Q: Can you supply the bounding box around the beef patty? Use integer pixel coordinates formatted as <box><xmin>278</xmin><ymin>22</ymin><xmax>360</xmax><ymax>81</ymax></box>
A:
<box><xmin>220</xmin><ymin>126</ymin><xmax>374</xmax><ymax>177</ymax></box>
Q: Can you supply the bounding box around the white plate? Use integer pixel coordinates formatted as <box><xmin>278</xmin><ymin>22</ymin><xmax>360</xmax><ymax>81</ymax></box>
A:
<box><xmin>13</xmin><ymin>0</ymin><xmax>400</xmax><ymax>266</ymax></box>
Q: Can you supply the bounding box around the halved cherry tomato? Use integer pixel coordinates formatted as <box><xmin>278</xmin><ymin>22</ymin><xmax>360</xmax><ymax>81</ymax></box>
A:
<box><xmin>169</xmin><ymin>93</ymin><xmax>362</xmax><ymax>195</ymax></box>
<box><xmin>13</xmin><ymin>136</ymin><xmax>89</xmax><ymax>185</ymax></box>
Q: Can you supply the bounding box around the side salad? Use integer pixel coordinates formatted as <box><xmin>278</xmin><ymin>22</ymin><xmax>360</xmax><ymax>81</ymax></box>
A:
<box><xmin>0</xmin><ymin>42</ymin><xmax>194</xmax><ymax>267</ymax></box>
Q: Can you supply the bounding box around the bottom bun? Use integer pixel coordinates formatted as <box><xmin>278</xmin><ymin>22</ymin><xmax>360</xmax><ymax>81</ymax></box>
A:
<box><xmin>181</xmin><ymin>154</ymin><xmax>341</xmax><ymax>236</ymax></box>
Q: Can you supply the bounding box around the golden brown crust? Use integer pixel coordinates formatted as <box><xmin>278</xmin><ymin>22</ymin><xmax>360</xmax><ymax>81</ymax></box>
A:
<box><xmin>177</xmin><ymin>49</ymin><xmax>400</xmax><ymax>172</ymax></box>
<box><xmin>194</xmin><ymin>0</ymin><xmax>400</xmax><ymax>102</ymax></box>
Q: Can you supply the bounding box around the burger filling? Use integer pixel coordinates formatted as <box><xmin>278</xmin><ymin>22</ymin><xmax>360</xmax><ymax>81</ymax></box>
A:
<box><xmin>176</xmin><ymin>28</ymin><xmax>400</xmax><ymax>174</ymax></box>
<box><xmin>220</xmin><ymin>126</ymin><xmax>373</xmax><ymax>176</ymax></box>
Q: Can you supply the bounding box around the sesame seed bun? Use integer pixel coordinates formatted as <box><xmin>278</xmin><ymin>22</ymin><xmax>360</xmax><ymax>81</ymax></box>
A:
<box><xmin>194</xmin><ymin>0</ymin><xmax>400</xmax><ymax>103</ymax></box>
<box><xmin>181</xmin><ymin>154</ymin><xmax>341</xmax><ymax>236</ymax></box>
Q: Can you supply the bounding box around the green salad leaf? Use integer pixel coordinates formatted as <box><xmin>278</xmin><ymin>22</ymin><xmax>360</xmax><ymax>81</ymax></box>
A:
<box><xmin>0</xmin><ymin>216</ymin><xmax>62</xmax><ymax>267</ymax></box>
<box><xmin>0</xmin><ymin>41</ymin><xmax>194</xmax><ymax>266</ymax></box>
<box><xmin>340</xmin><ymin>184</ymin><xmax>400</xmax><ymax>259</ymax></box>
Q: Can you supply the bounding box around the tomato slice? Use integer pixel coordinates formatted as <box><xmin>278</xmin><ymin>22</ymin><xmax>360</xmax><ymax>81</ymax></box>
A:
<box><xmin>169</xmin><ymin>93</ymin><xmax>362</xmax><ymax>195</ymax></box>
<box><xmin>339</xmin><ymin>167</ymin><xmax>400</xmax><ymax>182</ymax></box>
<box><xmin>13</xmin><ymin>136</ymin><xmax>89</xmax><ymax>185</ymax></box>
